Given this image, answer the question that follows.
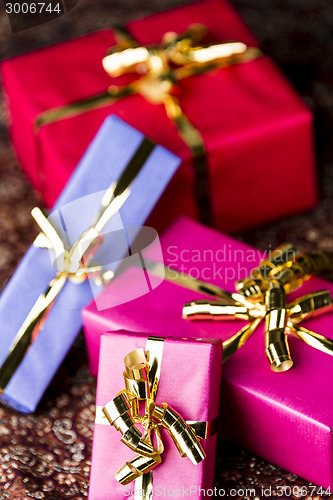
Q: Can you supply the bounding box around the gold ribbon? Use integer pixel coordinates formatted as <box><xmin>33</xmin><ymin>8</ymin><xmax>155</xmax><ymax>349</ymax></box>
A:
<box><xmin>35</xmin><ymin>24</ymin><xmax>262</xmax><ymax>225</ymax></box>
<box><xmin>0</xmin><ymin>137</ymin><xmax>155</xmax><ymax>392</ymax></box>
<box><xmin>181</xmin><ymin>244</ymin><xmax>333</xmax><ymax>372</ymax></box>
<box><xmin>101</xmin><ymin>337</ymin><xmax>211</xmax><ymax>499</ymax></box>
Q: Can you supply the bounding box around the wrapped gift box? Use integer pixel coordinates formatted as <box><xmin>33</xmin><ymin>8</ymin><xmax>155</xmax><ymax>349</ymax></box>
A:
<box><xmin>83</xmin><ymin>216</ymin><xmax>333</xmax><ymax>488</ymax></box>
<box><xmin>0</xmin><ymin>116</ymin><xmax>180</xmax><ymax>413</ymax></box>
<box><xmin>89</xmin><ymin>330</ymin><xmax>222</xmax><ymax>500</ymax></box>
<box><xmin>1</xmin><ymin>0</ymin><xmax>317</xmax><ymax>233</ymax></box>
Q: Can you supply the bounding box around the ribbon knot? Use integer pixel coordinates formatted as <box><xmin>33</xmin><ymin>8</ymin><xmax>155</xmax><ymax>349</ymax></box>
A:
<box><xmin>102</xmin><ymin>24</ymin><xmax>259</xmax><ymax>136</ymax></box>
<box><xmin>182</xmin><ymin>243</ymin><xmax>333</xmax><ymax>371</ymax></box>
<box><xmin>102</xmin><ymin>339</ymin><xmax>206</xmax><ymax>492</ymax></box>
<box><xmin>31</xmin><ymin>179</ymin><xmax>131</xmax><ymax>286</ymax></box>
<box><xmin>103</xmin><ymin>24</ymin><xmax>253</xmax><ymax>106</ymax></box>
<box><xmin>32</xmin><ymin>209</ymin><xmax>107</xmax><ymax>285</ymax></box>
<box><xmin>35</xmin><ymin>24</ymin><xmax>261</xmax><ymax>225</ymax></box>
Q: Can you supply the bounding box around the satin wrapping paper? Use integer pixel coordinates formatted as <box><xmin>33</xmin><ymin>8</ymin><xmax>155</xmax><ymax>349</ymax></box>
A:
<box><xmin>89</xmin><ymin>331</ymin><xmax>222</xmax><ymax>500</ymax></box>
<box><xmin>83</xmin><ymin>216</ymin><xmax>333</xmax><ymax>488</ymax></box>
<box><xmin>0</xmin><ymin>116</ymin><xmax>180</xmax><ymax>413</ymax></box>
<box><xmin>1</xmin><ymin>0</ymin><xmax>317</xmax><ymax>233</ymax></box>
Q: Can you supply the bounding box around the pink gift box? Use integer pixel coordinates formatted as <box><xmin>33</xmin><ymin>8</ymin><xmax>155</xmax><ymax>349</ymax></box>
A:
<box><xmin>89</xmin><ymin>331</ymin><xmax>222</xmax><ymax>500</ymax></box>
<box><xmin>83</xmin><ymin>216</ymin><xmax>333</xmax><ymax>488</ymax></box>
<box><xmin>1</xmin><ymin>0</ymin><xmax>317</xmax><ymax>233</ymax></box>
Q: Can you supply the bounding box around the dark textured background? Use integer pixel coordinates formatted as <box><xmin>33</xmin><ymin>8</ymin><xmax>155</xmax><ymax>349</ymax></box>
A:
<box><xmin>0</xmin><ymin>0</ymin><xmax>333</xmax><ymax>498</ymax></box>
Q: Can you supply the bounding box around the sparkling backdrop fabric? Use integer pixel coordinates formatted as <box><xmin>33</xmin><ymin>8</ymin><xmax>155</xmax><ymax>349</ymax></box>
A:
<box><xmin>0</xmin><ymin>0</ymin><xmax>333</xmax><ymax>498</ymax></box>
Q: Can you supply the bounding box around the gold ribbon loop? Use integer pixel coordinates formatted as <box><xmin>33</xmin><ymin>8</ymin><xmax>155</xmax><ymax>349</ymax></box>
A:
<box><xmin>31</xmin><ymin>207</ymin><xmax>67</xmax><ymax>268</ymax></box>
<box><xmin>115</xmin><ymin>454</ymin><xmax>162</xmax><ymax>486</ymax></box>
<box><xmin>288</xmin><ymin>290</ymin><xmax>333</xmax><ymax>323</ymax></box>
<box><xmin>236</xmin><ymin>243</ymin><xmax>298</xmax><ymax>301</ymax></box>
<box><xmin>103</xmin><ymin>392</ymin><xmax>158</xmax><ymax>457</ymax></box>
<box><xmin>152</xmin><ymin>403</ymin><xmax>206</xmax><ymax>464</ymax></box>
<box><xmin>124</xmin><ymin>348</ymin><xmax>151</xmax><ymax>400</ymax></box>
<box><xmin>264</xmin><ymin>282</ymin><xmax>292</xmax><ymax>372</ymax></box>
<box><xmin>180</xmin><ymin>244</ymin><xmax>333</xmax><ymax>371</ymax></box>
<box><xmin>170</xmin><ymin>40</ymin><xmax>247</xmax><ymax>66</ymax></box>
<box><xmin>103</xmin><ymin>46</ymin><xmax>152</xmax><ymax>77</ymax></box>
<box><xmin>183</xmin><ymin>299</ymin><xmax>265</xmax><ymax>321</ymax></box>
<box><xmin>288</xmin><ymin>323</ymin><xmax>333</xmax><ymax>357</ymax></box>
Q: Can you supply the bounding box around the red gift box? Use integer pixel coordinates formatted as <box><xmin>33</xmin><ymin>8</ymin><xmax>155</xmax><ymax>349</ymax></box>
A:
<box><xmin>1</xmin><ymin>0</ymin><xmax>317</xmax><ymax>232</ymax></box>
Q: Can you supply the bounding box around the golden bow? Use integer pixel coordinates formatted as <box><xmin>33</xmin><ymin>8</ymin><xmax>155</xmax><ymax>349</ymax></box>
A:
<box><xmin>35</xmin><ymin>25</ymin><xmax>261</xmax><ymax>225</ymax></box>
<box><xmin>102</xmin><ymin>24</ymin><xmax>256</xmax><ymax>109</ymax></box>
<box><xmin>102</xmin><ymin>338</ymin><xmax>206</xmax><ymax>495</ymax></box>
<box><xmin>183</xmin><ymin>243</ymin><xmax>333</xmax><ymax>372</ymax></box>
<box><xmin>0</xmin><ymin>137</ymin><xmax>155</xmax><ymax>392</ymax></box>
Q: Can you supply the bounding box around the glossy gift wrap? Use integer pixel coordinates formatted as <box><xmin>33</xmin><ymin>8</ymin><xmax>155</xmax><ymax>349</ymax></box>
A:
<box><xmin>1</xmin><ymin>0</ymin><xmax>317</xmax><ymax>232</ymax></box>
<box><xmin>89</xmin><ymin>331</ymin><xmax>222</xmax><ymax>500</ymax></box>
<box><xmin>0</xmin><ymin>116</ymin><xmax>180</xmax><ymax>413</ymax></box>
<box><xmin>83</xmin><ymin>216</ymin><xmax>333</xmax><ymax>487</ymax></box>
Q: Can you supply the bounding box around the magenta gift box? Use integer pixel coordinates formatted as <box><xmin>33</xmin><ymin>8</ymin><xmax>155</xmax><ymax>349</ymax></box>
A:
<box><xmin>88</xmin><ymin>331</ymin><xmax>222</xmax><ymax>499</ymax></box>
<box><xmin>83</xmin><ymin>217</ymin><xmax>333</xmax><ymax>487</ymax></box>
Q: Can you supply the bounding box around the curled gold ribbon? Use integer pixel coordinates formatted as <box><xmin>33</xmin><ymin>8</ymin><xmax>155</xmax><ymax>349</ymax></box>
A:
<box><xmin>101</xmin><ymin>337</ymin><xmax>210</xmax><ymax>499</ymax></box>
<box><xmin>180</xmin><ymin>246</ymin><xmax>333</xmax><ymax>372</ymax></box>
<box><xmin>35</xmin><ymin>25</ymin><xmax>262</xmax><ymax>225</ymax></box>
<box><xmin>0</xmin><ymin>137</ymin><xmax>156</xmax><ymax>392</ymax></box>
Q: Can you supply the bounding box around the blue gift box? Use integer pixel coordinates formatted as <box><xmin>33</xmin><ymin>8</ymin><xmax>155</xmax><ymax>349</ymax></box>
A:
<box><xmin>0</xmin><ymin>115</ymin><xmax>180</xmax><ymax>413</ymax></box>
